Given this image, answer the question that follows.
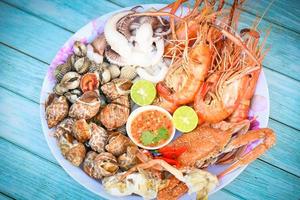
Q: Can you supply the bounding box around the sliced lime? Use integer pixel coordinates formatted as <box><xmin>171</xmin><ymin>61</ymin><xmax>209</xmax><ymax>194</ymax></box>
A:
<box><xmin>130</xmin><ymin>80</ymin><xmax>156</xmax><ymax>106</ymax></box>
<box><xmin>173</xmin><ymin>106</ymin><xmax>198</xmax><ymax>133</ymax></box>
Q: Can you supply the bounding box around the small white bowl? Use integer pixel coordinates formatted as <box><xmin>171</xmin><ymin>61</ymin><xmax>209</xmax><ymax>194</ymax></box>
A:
<box><xmin>126</xmin><ymin>105</ymin><xmax>176</xmax><ymax>150</ymax></box>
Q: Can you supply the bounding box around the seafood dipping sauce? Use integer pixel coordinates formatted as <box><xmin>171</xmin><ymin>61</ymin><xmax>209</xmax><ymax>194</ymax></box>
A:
<box><xmin>127</xmin><ymin>105</ymin><xmax>175</xmax><ymax>150</ymax></box>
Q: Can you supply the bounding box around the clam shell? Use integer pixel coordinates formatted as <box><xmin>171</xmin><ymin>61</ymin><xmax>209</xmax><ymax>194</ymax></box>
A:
<box><xmin>69</xmin><ymin>91</ymin><xmax>100</xmax><ymax>119</ymax></box>
<box><xmin>120</xmin><ymin>65</ymin><xmax>137</xmax><ymax>80</ymax></box>
<box><xmin>89</xmin><ymin>123</ymin><xmax>108</xmax><ymax>153</ymax></box>
<box><xmin>53</xmin><ymin>118</ymin><xmax>74</xmax><ymax>138</ymax></box>
<box><xmin>87</xmin><ymin>44</ymin><xmax>103</xmax><ymax>64</ymax></box>
<box><xmin>45</xmin><ymin>95</ymin><xmax>69</xmax><ymax>128</ymax></box>
<box><xmin>109</xmin><ymin>64</ymin><xmax>121</xmax><ymax>79</ymax></box>
<box><xmin>54</xmin><ymin>56</ymin><xmax>72</xmax><ymax>82</ymax></box>
<box><xmin>74</xmin><ymin>57</ymin><xmax>91</xmax><ymax>74</ymax></box>
<box><xmin>64</xmin><ymin>89</ymin><xmax>82</xmax><ymax>104</ymax></box>
<box><xmin>72</xmin><ymin>119</ymin><xmax>91</xmax><ymax>143</ymax></box>
<box><xmin>60</xmin><ymin>72</ymin><xmax>81</xmax><ymax>90</ymax></box>
<box><xmin>54</xmin><ymin>84</ymin><xmax>69</xmax><ymax>95</ymax></box>
<box><xmin>73</xmin><ymin>41</ymin><xmax>87</xmax><ymax>57</ymax></box>
<box><xmin>105</xmin><ymin>132</ymin><xmax>131</xmax><ymax>156</ymax></box>
<box><xmin>101</xmin><ymin>68</ymin><xmax>111</xmax><ymax>84</ymax></box>
<box><xmin>93</xmin><ymin>152</ymin><xmax>119</xmax><ymax>177</ymax></box>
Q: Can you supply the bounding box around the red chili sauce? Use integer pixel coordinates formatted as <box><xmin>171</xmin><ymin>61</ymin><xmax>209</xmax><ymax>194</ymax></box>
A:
<box><xmin>131</xmin><ymin>110</ymin><xmax>173</xmax><ymax>147</ymax></box>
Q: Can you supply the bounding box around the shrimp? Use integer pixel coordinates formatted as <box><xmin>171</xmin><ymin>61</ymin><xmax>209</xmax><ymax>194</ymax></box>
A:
<box><xmin>157</xmin><ymin>43</ymin><xmax>212</xmax><ymax>105</ymax></box>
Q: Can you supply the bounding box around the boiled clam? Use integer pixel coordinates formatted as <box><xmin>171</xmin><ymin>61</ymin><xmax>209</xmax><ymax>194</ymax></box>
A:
<box><xmin>73</xmin><ymin>41</ymin><xmax>87</xmax><ymax>57</ymax></box>
<box><xmin>74</xmin><ymin>57</ymin><xmax>91</xmax><ymax>74</ymax></box>
<box><xmin>64</xmin><ymin>89</ymin><xmax>82</xmax><ymax>104</ymax></box>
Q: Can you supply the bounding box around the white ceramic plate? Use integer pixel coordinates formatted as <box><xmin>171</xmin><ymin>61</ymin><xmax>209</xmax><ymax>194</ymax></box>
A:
<box><xmin>40</xmin><ymin>4</ymin><xmax>270</xmax><ymax>199</ymax></box>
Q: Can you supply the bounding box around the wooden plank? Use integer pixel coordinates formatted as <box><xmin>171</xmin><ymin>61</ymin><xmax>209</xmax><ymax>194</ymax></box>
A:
<box><xmin>228</xmin><ymin>0</ymin><xmax>300</xmax><ymax>33</ymax></box>
<box><xmin>0</xmin><ymin>44</ymin><xmax>46</xmax><ymax>103</ymax></box>
<box><xmin>0</xmin><ymin>1</ymin><xmax>72</xmax><ymax>63</ymax></box>
<box><xmin>0</xmin><ymin>193</ymin><xmax>13</xmax><ymax>200</ymax></box>
<box><xmin>0</xmin><ymin>139</ymin><xmax>102</xmax><ymax>200</ymax></box>
<box><xmin>2</xmin><ymin>0</ymin><xmax>120</xmax><ymax>32</ymax></box>
<box><xmin>226</xmin><ymin>159</ymin><xmax>300</xmax><ymax>200</ymax></box>
<box><xmin>1</xmin><ymin>136</ymin><xmax>299</xmax><ymax>200</ymax></box>
<box><xmin>1</xmin><ymin>0</ymin><xmax>300</xmax><ymax>81</ymax></box>
<box><xmin>0</xmin><ymin>87</ymin><xmax>57</xmax><ymax>164</ymax></box>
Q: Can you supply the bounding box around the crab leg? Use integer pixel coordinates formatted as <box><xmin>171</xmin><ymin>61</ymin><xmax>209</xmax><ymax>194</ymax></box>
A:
<box><xmin>218</xmin><ymin>128</ymin><xmax>276</xmax><ymax>178</ymax></box>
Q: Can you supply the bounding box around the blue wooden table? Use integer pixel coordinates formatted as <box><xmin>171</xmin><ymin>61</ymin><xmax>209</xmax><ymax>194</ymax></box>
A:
<box><xmin>0</xmin><ymin>0</ymin><xmax>299</xmax><ymax>199</ymax></box>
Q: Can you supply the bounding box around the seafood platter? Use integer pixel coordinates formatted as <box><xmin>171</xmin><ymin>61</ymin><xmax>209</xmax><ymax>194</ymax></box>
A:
<box><xmin>40</xmin><ymin>1</ymin><xmax>276</xmax><ymax>199</ymax></box>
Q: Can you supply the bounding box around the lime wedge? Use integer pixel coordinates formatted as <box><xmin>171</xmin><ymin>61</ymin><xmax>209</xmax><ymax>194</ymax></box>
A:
<box><xmin>131</xmin><ymin>80</ymin><xmax>156</xmax><ymax>106</ymax></box>
<box><xmin>173</xmin><ymin>106</ymin><xmax>198</xmax><ymax>133</ymax></box>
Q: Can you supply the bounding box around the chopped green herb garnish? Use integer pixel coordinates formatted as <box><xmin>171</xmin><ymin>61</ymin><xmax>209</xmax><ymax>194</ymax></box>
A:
<box><xmin>140</xmin><ymin>131</ymin><xmax>155</xmax><ymax>146</ymax></box>
<box><xmin>140</xmin><ymin>128</ymin><xmax>169</xmax><ymax>146</ymax></box>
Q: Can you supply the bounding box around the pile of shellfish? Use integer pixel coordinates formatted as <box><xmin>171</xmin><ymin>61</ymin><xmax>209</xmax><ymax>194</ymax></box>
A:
<box><xmin>45</xmin><ymin>39</ymin><xmax>140</xmax><ymax>179</ymax></box>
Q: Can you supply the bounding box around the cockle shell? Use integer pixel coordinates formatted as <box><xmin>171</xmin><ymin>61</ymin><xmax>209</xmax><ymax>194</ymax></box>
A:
<box><xmin>89</xmin><ymin>123</ymin><xmax>108</xmax><ymax>153</ymax></box>
<box><xmin>109</xmin><ymin>64</ymin><xmax>121</xmax><ymax>79</ymax></box>
<box><xmin>118</xmin><ymin>146</ymin><xmax>138</xmax><ymax>170</ymax></box>
<box><xmin>93</xmin><ymin>152</ymin><xmax>119</xmax><ymax>178</ymax></box>
<box><xmin>54</xmin><ymin>56</ymin><xmax>72</xmax><ymax>82</ymax></box>
<box><xmin>101</xmin><ymin>67</ymin><xmax>111</xmax><ymax>84</ymax></box>
<box><xmin>120</xmin><ymin>65</ymin><xmax>137</xmax><ymax>80</ymax></box>
<box><xmin>100</xmin><ymin>103</ymin><xmax>130</xmax><ymax>130</ymax></box>
<box><xmin>58</xmin><ymin>133</ymin><xmax>86</xmax><ymax>166</ymax></box>
<box><xmin>72</xmin><ymin>119</ymin><xmax>91</xmax><ymax>143</ymax></box>
<box><xmin>69</xmin><ymin>91</ymin><xmax>100</xmax><ymax>119</ymax></box>
<box><xmin>92</xmin><ymin>33</ymin><xmax>107</xmax><ymax>56</ymax></box>
<box><xmin>80</xmin><ymin>72</ymin><xmax>100</xmax><ymax>93</ymax></box>
<box><xmin>87</xmin><ymin>44</ymin><xmax>103</xmax><ymax>64</ymax></box>
<box><xmin>105</xmin><ymin>132</ymin><xmax>131</xmax><ymax>156</ymax></box>
<box><xmin>101</xmin><ymin>78</ymin><xmax>132</xmax><ymax>100</ymax></box>
<box><xmin>73</xmin><ymin>41</ymin><xmax>87</xmax><ymax>57</ymax></box>
<box><xmin>45</xmin><ymin>95</ymin><xmax>69</xmax><ymax>128</ymax></box>
<box><xmin>54</xmin><ymin>72</ymin><xmax>81</xmax><ymax>95</ymax></box>
<box><xmin>64</xmin><ymin>89</ymin><xmax>82</xmax><ymax>104</ymax></box>
<box><xmin>74</xmin><ymin>57</ymin><xmax>91</xmax><ymax>74</ymax></box>
<box><xmin>53</xmin><ymin>118</ymin><xmax>74</xmax><ymax>138</ymax></box>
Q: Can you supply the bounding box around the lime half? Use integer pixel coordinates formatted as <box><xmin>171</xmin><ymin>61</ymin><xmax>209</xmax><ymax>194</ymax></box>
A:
<box><xmin>131</xmin><ymin>80</ymin><xmax>156</xmax><ymax>106</ymax></box>
<box><xmin>173</xmin><ymin>106</ymin><xmax>198</xmax><ymax>133</ymax></box>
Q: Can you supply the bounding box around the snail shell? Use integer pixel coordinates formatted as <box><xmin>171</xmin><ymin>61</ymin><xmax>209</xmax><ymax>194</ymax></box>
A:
<box><xmin>45</xmin><ymin>95</ymin><xmax>69</xmax><ymax>128</ymax></box>
<box><xmin>64</xmin><ymin>89</ymin><xmax>82</xmax><ymax>104</ymax></box>
<box><xmin>101</xmin><ymin>78</ymin><xmax>132</xmax><ymax>100</ymax></box>
<box><xmin>58</xmin><ymin>133</ymin><xmax>86</xmax><ymax>166</ymax></box>
<box><xmin>89</xmin><ymin>123</ymin><xmax>108</xmax><ymax>153</ymax></box>
<box><xmin>109</xmin><ymin>64</ymin><xmax>121</xmax><ymax>79</ymax></box>
<box><xmin>93</xmin><ymin>152</ymin><xmax>119</xmax><ymax>178</ymax></box>
<box><xmin>105</xmin><ymin>132</ymin><xmax>131</xmax><ymax>156</ymax></box>
<box><xmin>118</xmin><ymin>146</ymin><xmax>138</xmax><ymax>170</ymax></box>
<box><xmin>69</xmin><ymin>91</ymin><xmax>100</xmax><ymax>120</ymax></box>
<box><xmin>120</xmin><ymin>65</ymin><xmax>137</xmax><ymax>80</ymax></box>
<box><xmin>53</xmin><ymin>118</ymin><xmax>74</xmax><ymax>138</ymax></box>
<box><xmin>73</xmin><ymin>41</ymin><xmax>87</xmax><ymax>57</ymax></box>
<box><xmin>74</xmin><ymin>57</ymin><xmax>91</xmax><ymax>74</ymax></box>
<box><xmin>100</xmin><ymin>103</ymin><xmax>130</xmax><ymax>130</ymax></box>
<box><xmin>83</xmin><ymin>151</ymin><xmax>98</xmax><ymax>178</ymax></box>
<box><xmin>72</xmin><ymin>119</ymin><xmax>91</xmax><ymax>143</ymax></box>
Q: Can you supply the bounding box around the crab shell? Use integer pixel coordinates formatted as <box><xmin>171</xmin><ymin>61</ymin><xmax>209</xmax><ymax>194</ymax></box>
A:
<box><xmin>45</xmin><ymin>94</ymin><xmax>69</xmax><ymax>128</ymax></box>
<box><xmin>53</xmin><ymin>118</ymin><xmax>74</xmax><ymax>138</ymax></box>
<box><xmin>101</xmin><ymin>78</ymin><xmax>132</xmax><ymax>100</ymax></box>
<box><xmin>105</xmin><ymin>132</ymin><xmax>131</xmax><ymax>157</ymax></box>
<box><xmin>93</xmin><ymin>152</ymin><xmax>119</xmax><ymax>178</ymax></box>
<box><xmin>88</xmin><ymin>123</ymin><xmax>108</xmax><ymax>153</ymax></box>
<box><xmin>58</xmin><ymin>133</ymin><xmax>86</xmax><ymax>166</ymax></box>
<box><xmin>69</xmin><ymin>91</ymin><xmax>100</xmax><ymax>119</ymax></box>
<box><xmin>72</xmin><ymin>119</ymin><xmax>91</xmax><ymax>143</ymax></box>
<box><xmin>118</xmin><ymin>146</ymin><xmax>138</xmax><ymax>170</ymax></box>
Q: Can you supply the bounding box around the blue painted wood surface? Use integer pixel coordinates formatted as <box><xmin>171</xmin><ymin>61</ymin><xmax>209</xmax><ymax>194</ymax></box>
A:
<box><xmin>0</xmin><ymin>0</ymin><xmax>299</xmax><ymax>199</ymax></box>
